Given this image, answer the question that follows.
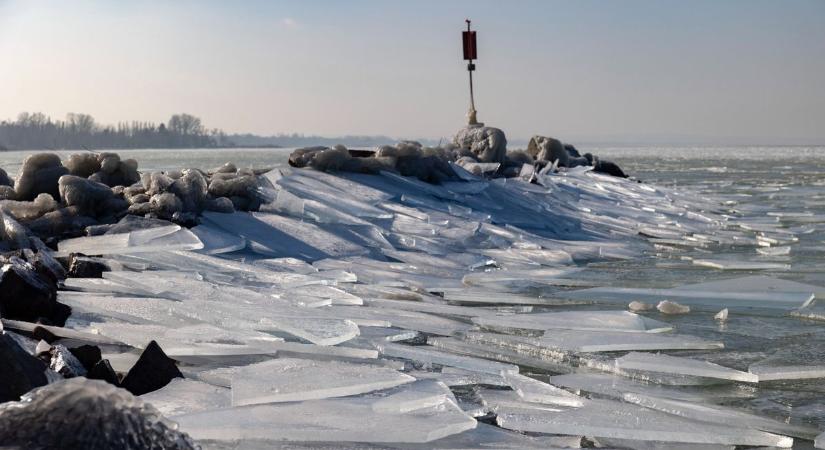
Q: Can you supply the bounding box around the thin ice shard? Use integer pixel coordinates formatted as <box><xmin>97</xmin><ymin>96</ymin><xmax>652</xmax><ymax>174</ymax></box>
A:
<box><xmin>616</xmin><ymin>352</ymin><xmax>759</xmax><ymax>383</ymax></box>
<box><xmin>495</xmin><ymin>398</ymin><xmax>792</xmax><ymax>447</ymax></box>
<box><xmin>230</xmin><ymin>357</ymin><xmax>414</xmax><ymax>406</ymax></box>
<box><xmin>502</xmin><ymin>371</ymin><xmax>583</xmax><ymax>406</ymax></box>
<box><xmin>190</xmin><ymin>224</ymin><xmax>247</xmax><ymax>255</ymax></box>
<box><xmin>371</xmin><ymin>380</ymin><xmax>454</xmax><ymax>413</ymax></box>
<box><xmin>378</xmin><ymin>342</ymin><xmax>518</xmax><ymax>375</ymax></box>
<box><xmin>538</xmin><ymin>330</ymin><xmax>723</xmax><ymax>352</ymax></box>
<box><xmin>472</xmin><ymin>310</ymin><xmax>672</xmax><ymax>334</ymax></box>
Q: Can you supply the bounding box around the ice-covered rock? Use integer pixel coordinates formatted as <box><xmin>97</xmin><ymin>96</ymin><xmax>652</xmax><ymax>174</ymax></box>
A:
<box><xmin>59</xmin><ymin>174</ymin><xmax>124</xmax><ymax>216</ymax></box>
<box><xmin>149</xmin><ymin>192</ymin><xmax>183</xmax><ymax>220</ymax></box>
<box><xmin>14</xmin><ymin>153</ymin><xmax>69</xmax><ymax>201</ymax></box>
<box><xmin>64</xmin><ymin>152</ymin><xmax>102</xmax><ymax>178</ymax></box>
<box><xmin>527</xmin><ymin>135</ymin><xmax>569</xmax><ymax>166</ymax></box>
<box><xmin>628</xmin><ymin>300</ymin><xmax>654</xmax><ymax>312</ymax></box>
<box><xmin>0</xmin><ymin>193</ymin><xmax>59</xmax><ymax>222</ymax></box>
<box><xmin>453</xmin><ymin>125</ymin><xmax>507</xmax><ymax>164</ymax></box>
<box><xmin>1</xmin><ymin>209</ymin><xmax>31</xmax><ymax>249</ymax></box>
<box><xmin>170</xmin><ymin>169</ymin><xmax>208</xmax><ymax>212</ymax></box>
<box><xmin>657</xmin><ymin>300</ymin><xmax>691</xmax><ymax>314</ymax></box>
<box><xmin>0</xmin><ymin>378</ymin><xmax>198</xmax><ymax>449</ymax></box>
<box><xmin>88</xmin><ymin>153</ymin><xmax>141</xmax><ymax>187</ymax></box>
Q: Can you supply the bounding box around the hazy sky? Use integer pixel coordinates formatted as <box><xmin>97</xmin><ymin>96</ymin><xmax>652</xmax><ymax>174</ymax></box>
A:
<box><xmin>1</xmin><ymin>0</ymin><xmax>824</xmax><ymax>144</ymax></box>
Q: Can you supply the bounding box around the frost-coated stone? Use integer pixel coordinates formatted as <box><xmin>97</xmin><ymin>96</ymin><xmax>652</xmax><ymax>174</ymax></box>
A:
<box><xmin>453</xmin><ymin>125</ymin><xmax>508</xmax><ymax>164</ymax></box>
<box><xmin>0</xmin><ymin>378</ymin><xmax>198</xmax><ymax>449</ymax></box>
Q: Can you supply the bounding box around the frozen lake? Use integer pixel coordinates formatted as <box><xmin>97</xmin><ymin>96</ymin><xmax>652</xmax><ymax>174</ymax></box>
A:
<box><xmin>2</xmin><ymin>145</ymin><xmax>825</xmax><ymax>448</ymax></box>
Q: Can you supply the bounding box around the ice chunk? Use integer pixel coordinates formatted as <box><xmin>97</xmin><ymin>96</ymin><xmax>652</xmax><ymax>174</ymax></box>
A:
<box><xmin>692</xmin><ymin>259</ymin><xmax>790</xmax><ymax>270</ymax></box>
<box><xmin>408</xmin><ymin>367</ymin><xmax>508</xmax><ymax>387</ymax></box>
<box><xmin>472</xmin><ymin>310</ymin><xmax>672</xmax><ymax>334</ymax></box>
<box><xmin>657</xmin><ymin>300</ymin><xmax>690</xmax><ymax>314</ymax></box>
<box><xmin>495</xmin><ymin>398</ymin><xmax>792</xmax><ymax>447</ymax></box>
<box><xmin>191</xmin><ymin>224</ymin><xmax>246</xmax><ymax>254</ymax></box>
<box><xmin>174</xmin><ymin>389</ymin><xmax>476</xmax><ymax>443</ymax></box>
<box><xmin>398</xmin><ymin>422</ymin><xmax>578</xmax><ymax>449</ymax></box>
<box><xmin>443</xmin><ymin>289</ymin><xmax>585</xmax><ymax>306</ymax></box>
<box><xmin>714</xmin><ymin>308</ymin><xmax>728</xmax><ymax>321</ymax></box>
<box><xmin>230</xmin><ymin>357</ymin><xmax>414</xmax><ymax>406</ymax></box>
<box><xmin>427</xmin><ymin>336</ymin><xmax>571</xmax><ymax>373</ymax></box>
<box><xmin>629</xmin><ymin>300</ymin><xmax>655</xmax><ymax>312</ymax></box>
<box><xmin>550</xmin><ymin>373</ymin><xmax>747</xmax><ymax>403</ymax></box>
<box><xmin>816</xmin><ymin>431</ymin><xmax>824</xmax><ymax>449</ymax></box>
<box><xmin>378</xmin><ymin>342</ymin><xmax>518</xmax><ymax>375</ymax></box>
<box><xmin>502</xmin><ymin>371</ymin><xmax>583</xmax><ymax>406</ymax></box>
<box><xmin>57</xmin><ymin>226</ymin><xmax>202</xmax><ymax>256</ymax></box>
<box><xmin>140</xmin><ymin>378</ymin><xmax>231</xmax><ymax>417</ymax></box>
<box><xmin>538</xmin><ymin>330</ymin><xmax>723</xmax><ymax>352</ymax></box>
<box><xmin>616</xmin><ymin>352</ymin><xmax>759</xmax><ymax>383</ymax></box>
<box><xmin>371</xmin><ymin>379</ymin><xmax>453</xmax><ymax>413</ymax></box>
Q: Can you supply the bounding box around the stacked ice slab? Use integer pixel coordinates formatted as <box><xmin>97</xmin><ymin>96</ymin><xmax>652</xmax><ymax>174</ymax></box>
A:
<box><xmin>49</xmin><ymin>165</ymin><xmax>824</xmax><ymax>447</ymax></box>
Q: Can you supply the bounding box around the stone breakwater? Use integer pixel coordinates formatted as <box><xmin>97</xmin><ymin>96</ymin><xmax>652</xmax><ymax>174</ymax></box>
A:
<box><xmin>289</xmin><ymin>126</ymin><xmax>627</xmax><ymax>183</ymax></box>
<box><xmin>1</xmin><ymin>134</ymin><xmax>823</xmax><ymax>449</ymax></box>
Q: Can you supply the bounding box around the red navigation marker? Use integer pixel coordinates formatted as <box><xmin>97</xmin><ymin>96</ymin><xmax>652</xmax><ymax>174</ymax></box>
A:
<box><xmin>463</xmin><ymin>20</ymin><xmax>480</xmax><ymax>125</ymax></box>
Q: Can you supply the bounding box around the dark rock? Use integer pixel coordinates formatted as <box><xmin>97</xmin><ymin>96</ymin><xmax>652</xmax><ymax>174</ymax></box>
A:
<box><xmin>0</xmin><ymin>167</ymin><xmax>12</xmax><ymax>187</ymax></box>
<box><xmin>31</xmin><ymin>325</ymin><xmax>58</xmax><ymax>343</ymax></box>
<box><xmin>69</xmin><ymin>344</ymin><xmax>102</xmax><ymax>371</ymax></box>
<box><xmin>120</xmin><ymin>341</ymin><xmax>182</xmax><ymax>396</ymax></box>
<box><xmin>593</xmin><ymin>158</ymin><xmax>628</xmax><ymax>178</ymax></box>
<box><xmin>87</xmin><ymin>359</ymin><xmax>120</xmax><ymax>386</ymax></box>
<box><xmin>0</xmin><ymin>378</ymin><xmax>198</xmax><ymax>449</ymax></box>
<box><xmin>48</xmin><ymin>344</ymin><xmax>87</xmax><ymax>377</ymax></box>
<box><xmin>67</xmin><ymin>253</ymin><xmax>109</xmax><ymax>278</ymax></box>
<box><xmin>0</xmin><ymin>331</ymin><xmax>50</xmax><ymax>402</ymax></box>
<box><xmin>0</xmin><ymin>185</ymin><xmax>16</xmax><ymax>200</ymax></box>
<box><xmin>0</xmin><ymin>258</ymin><xmax>69</xmax><ymax>326</ymax></box>
<box><xmin>171</xmin><ymin>211</ymin><xmax>198</xmax><ymax>227</ymax></box>
<box><xmin>564</xmin><ymin>143</ymin><xmax>581</xmax><ymax>157</ymax></box>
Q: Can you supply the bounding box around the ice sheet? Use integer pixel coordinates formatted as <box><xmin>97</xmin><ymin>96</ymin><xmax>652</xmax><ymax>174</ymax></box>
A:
<box><xmin>231</xmin><ymin>357</ymin><xmax>414</xmax><ymax>405</ymax></box>
<box><xmin>175</xmin><ymin>389</ymin><xmax>476</xmax><ymax>443</ymax></box>
<box><xmin>472</xmin><ymin>310</ymin><xmax>672</xmax><ymax>334</ymax></box>
<box><xmin>495</xmin><ymin>398</ymin><xmax>792</xmax><ymax>447</ymax></box>
<box><xmin>616</xmin><ymin>352</ymin><xmax>759</xmax><ymax>383</ymax></box>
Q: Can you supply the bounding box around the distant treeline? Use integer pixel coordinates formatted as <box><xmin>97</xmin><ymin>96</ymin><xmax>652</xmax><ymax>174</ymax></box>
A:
<box><xmin>0</xmin><ymin>111</ymin><xmax>441</xmax><ymax>151</ymax></box>
<box><xmin>0</xmin><ymin>112</ymin><xmax>232</xmax><ymax>150</ymax></box>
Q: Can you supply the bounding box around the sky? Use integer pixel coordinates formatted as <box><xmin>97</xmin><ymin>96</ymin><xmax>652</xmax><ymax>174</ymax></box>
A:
<box><xmin>1</xmin><ymin>0</ymin><xmax>824</xmax><ymax>145</ymax></box>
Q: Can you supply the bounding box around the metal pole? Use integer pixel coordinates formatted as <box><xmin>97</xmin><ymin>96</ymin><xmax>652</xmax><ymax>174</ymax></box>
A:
<box><xmin>469</xmin><ymin>69</ymin><xmax>475</xmax><ymax>111</ymax></box>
